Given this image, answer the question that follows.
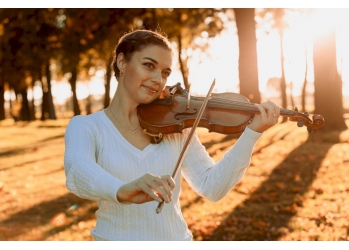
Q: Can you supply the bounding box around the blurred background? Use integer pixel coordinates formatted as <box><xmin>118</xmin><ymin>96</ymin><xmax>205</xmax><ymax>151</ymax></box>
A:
<box><xmin>1</xmin><ymin>8</ymin><xmax>349</xmax><ymax>242</ymax></box>
<box><xmin>0</xmin><ymin>8</ymin><xmax>348</xmax><ymax>131</ymax></box>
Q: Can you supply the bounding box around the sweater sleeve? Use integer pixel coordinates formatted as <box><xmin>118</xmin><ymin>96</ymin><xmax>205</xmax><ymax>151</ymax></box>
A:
<box><xmin>181</xmin><ymin>127</ymin><xmax>262</xmax><ymax>202</ymax></box>
<box><xmin>64</xmin><ymin>116</ymin><xmax>125</xmax><ymax>205</ymax></box>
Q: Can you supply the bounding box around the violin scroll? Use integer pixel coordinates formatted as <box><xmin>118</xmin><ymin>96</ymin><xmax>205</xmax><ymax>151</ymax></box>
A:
<box><xmin>288</xmin><ymin>107</ymin><xmax>325</xmax><ymax>133</ymax></box>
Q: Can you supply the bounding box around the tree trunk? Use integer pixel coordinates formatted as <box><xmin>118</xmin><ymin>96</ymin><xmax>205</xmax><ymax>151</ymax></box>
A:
<box><xmin>85</xmin><ymin>96</ymin><xmax>92</xmax><ymax>115</ymax></box>
<box><xmin>41</xmin><ymin>62</ymin><xmax>56</xmax><ymax>120</ymax></box>
<box><xmin>29</xmin><ymin>79</ymin><xmax>36</xmax><ymax>120</ymax></box>
<box><xmin>0</xmin><ymin>78</ymin><xmax>5</xmax><ymax>120</ymax></box>
<box><xmin>104</xmin><ymin>56</ymin><xmax>112</xmax><ymax>109</ymax></box>
<box><xmin>313</xmin><ymin>27</ymin><xmax>346</xmax><ymax>131</ymax></box>
<box><xmin>11</xmin><ymin>88</ymin><xmax>20</xmax><ymax>122</ymax></box>
<box><xmin>234</xmin><ymin>8</ymin><xmax>261</xmax><ymax>103</ymax></box>
<box><xmin>301</xmin><ymin>79</ymin><xmax>307</xmax><ymax>113</ymax></box>
<box><xmin>41</xmin><ymin>87</ymin><xmax>48</xmax><ymax>120</ymax></box>
<box><xmin>301</xmin><ymin>44</ymin><xmax>308</xmax><ymax>113</ymax></box>
<box><xmin>70</xmin><ymin>66</ymin><xmax>81</xmax><ymax>116</ymax></box>
<box><xmin>45</xmin><ymin>62</ymin><xmax>56</xmax><ymax>120</ymax></box>
<box><xmin>177</xmin><ymin>33</ymin><xmax>190</xmax><ymax>90</ymax></box>
<box><xmin>19</xmin><ymin>88</ymin><xmax>31</xmax><ymax>121</ymax></box>
<box><xmin>278</xmin><ymin>28</ymin><xmax>288</xmax><ymax>122</ymax></box>
<box><xmin>0</xmin><ymin>35</ymin><xmax>3</xmax><ymax>120</ymax></box>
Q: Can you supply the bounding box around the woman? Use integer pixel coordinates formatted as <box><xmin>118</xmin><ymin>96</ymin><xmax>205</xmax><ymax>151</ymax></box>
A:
<box><xmin>64</xmin><ymin>29</ymin><xmax>280</xmax><ymax>240</ymax></box>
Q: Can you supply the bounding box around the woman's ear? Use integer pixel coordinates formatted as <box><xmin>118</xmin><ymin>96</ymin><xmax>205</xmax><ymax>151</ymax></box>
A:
<box><xmin>117</xmin><ymin>53</ymin><xmax>125</xmax><ymax>71</ymax></box>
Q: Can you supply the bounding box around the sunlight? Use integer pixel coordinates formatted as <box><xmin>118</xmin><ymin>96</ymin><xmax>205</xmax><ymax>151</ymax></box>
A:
<box><xmin>187</xmin><ymin>8</ymin><xmax>349</xmax><ymax>107</ymax></box>
<box><xmin>185</xmin><ymin>22</ymin><xmax>240</xmax><ymax>95</ymax></box>
<box><xmin>309</xmin><ymin>8</ymin><xmax>349</xmax><ymax>78</ymax></box>
<box><xmin>51</xmin><ymin>81</ymin><xmax>71</xmax><ymax>105</ymax></box>
<box><xmin>22</xmin><ymin>9</ymin><xmax>349</xmax><ymax>109</ymax></box>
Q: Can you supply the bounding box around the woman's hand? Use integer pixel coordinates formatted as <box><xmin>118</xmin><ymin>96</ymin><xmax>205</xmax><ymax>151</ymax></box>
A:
<box><xmin>116</xmin><ymin>173</ymin><xmax>175</xmax><ymax>204</ymax></box>
<box><xmin>247</xmin><ymin>100</ymin><xmax>280</xmax><ymax>133</ymax></box>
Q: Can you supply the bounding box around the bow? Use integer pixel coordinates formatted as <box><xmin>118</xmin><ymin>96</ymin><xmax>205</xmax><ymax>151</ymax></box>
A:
<box><xmin>156</xmin><ymin>79</ymin><xmax>216</xmax><ymax>213</ymax></box>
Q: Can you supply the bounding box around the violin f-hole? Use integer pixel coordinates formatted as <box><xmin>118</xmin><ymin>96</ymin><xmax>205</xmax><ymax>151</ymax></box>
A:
<box><xmin>174</xmin><ymin>109</ymin><xmax>198</xmax><ymax>120</ymax></box>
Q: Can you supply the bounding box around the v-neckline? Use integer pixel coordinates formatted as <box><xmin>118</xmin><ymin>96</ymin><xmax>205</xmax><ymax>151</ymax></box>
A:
<box><xmin>101</xmin><ymin>110</ymin><xmax>156</xmax><ymax>158</ymax></box>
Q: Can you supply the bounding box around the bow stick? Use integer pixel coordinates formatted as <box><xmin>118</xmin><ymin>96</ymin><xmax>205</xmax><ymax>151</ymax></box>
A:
<box><xmin>156</xmin><ymin>79</ymin><xmax>216</xmax><ymax>214</ymax></box>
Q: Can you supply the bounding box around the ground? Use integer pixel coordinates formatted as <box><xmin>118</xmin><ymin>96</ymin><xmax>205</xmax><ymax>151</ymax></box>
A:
<box><xmin>0</xmin><ymin>118</ymin><xmax>349</xmax><ymax>241</ymax></box>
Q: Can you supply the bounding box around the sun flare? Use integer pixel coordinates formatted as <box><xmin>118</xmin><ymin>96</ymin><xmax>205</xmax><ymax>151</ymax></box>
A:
<box><xmin>5</xmin><ymin>9</ymin><xmax>349</xmax><ymax>111</ymax></box>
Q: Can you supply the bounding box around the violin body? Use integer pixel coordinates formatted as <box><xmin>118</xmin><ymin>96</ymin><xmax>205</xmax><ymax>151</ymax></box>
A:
<box><xmin>137</xmin><ymin>84</ymin><xmax>325</xmax><ymax>142</ymax></box>
<box><xmin>138</xmin><ymin>92</ymin><xmax>255</xmax><ymax>135</ymax></box>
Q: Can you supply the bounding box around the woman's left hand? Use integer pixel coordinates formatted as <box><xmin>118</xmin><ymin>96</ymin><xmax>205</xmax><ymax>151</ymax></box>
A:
<box><xmin>247</xmin><ymin>100</ymin><xmax>280</xmax><ymax>133</ymax></box>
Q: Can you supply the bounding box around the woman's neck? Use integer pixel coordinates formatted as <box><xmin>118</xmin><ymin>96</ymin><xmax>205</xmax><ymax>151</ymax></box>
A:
<box><xmin>109</xmin><ymin>89</ymin><xmax>139</xmax><ymax>121</ymax></box>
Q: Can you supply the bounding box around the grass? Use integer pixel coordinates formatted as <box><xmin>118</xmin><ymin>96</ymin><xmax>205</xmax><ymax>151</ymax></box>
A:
<box><xmin>0</xmin><ymin>118</ymin><xmax>349</xmax><ymax>241</ymax></box>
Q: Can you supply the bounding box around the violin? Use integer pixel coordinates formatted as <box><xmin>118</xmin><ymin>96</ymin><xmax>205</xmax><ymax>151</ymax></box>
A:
<box><xmin>137</xmin><ymin>82</ymin><xmax>325</xmax><ymax>144</ymax></box>
<box><xmin>145</xmin><ymin>81</ymin><xmax>324</xmax><ymax>214</ymax></box>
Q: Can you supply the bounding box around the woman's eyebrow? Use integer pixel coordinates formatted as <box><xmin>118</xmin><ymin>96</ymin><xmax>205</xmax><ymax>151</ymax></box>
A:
<box><xmin>143</xmin><ymin>57</ymin><xmax>158</xmax><ymax>64</ymax></box>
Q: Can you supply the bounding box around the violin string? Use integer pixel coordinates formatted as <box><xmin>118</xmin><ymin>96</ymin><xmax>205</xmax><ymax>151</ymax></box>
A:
<box><xmin>192</xmin><ymin>96</ymin><xmax>258</xmax><ymax>111</ymax></box>
<box><xmin>191</xmin><ymin>96</ymin><xmax>295</xmax><ymax>115</ymax></box>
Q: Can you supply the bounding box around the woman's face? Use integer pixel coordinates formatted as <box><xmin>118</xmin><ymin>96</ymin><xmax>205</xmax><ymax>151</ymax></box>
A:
<box><xmin>119</xmin><ymin>45</ymin><xmax>173</xmax><ymax>104</ymax></box>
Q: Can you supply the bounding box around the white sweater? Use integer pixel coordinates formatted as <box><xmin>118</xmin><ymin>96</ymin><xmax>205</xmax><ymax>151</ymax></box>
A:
<box><xmin>64</xmin><ymin>110</ymin><xmax>262</xmax><ymax>241</ymax></box>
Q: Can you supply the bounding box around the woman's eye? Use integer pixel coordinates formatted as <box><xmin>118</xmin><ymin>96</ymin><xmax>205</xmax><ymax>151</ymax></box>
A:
<box><xmin>162</xmin><ymin>71</ymin><xmax>171</xmax><ymax>78</ymax></box>
<box><xmin>144</xmin><ymin>63</ymin><xmax>154</xmax><ymax>69</ymax></box>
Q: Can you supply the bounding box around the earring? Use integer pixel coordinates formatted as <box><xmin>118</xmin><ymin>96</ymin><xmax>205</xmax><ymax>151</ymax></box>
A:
<box><xmin>119</xmin><ymin>69</ymin><xmax>123</xmax><ymax>76</ymax></box>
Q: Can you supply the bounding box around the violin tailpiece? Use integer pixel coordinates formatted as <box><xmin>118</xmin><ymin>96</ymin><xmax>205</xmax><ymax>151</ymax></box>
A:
<box><xmin>143</xmin><ymin>129</ymin><xmax>163</xmax><ymax>144</ymax></box>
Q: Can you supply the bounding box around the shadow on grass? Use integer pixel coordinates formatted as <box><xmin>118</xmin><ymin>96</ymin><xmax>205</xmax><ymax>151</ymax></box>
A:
<box><xmin>0</xmin><ymin>134</ymin><xmax>64</xmax><ymax>158</ymax></box>
<box><xmin>181</xmin><ymin>124</ymin><xmax>296</xmax><ymax>218</ymax></box>
<box><xmin>0</xmin><ymin>192</ymin><xmax>96</xmax><ymax>240</ymax></box>
<box><xmin>204</xmin><ymin>131</ymin><xmax>340</xmax><ymax>240</ymax></box>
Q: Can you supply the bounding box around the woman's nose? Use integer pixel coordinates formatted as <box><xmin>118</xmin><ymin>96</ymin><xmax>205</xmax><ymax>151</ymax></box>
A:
<box><xmin>151</xmin><ymin>70</ymin><xmax>162</xmax><ymax>85</ymax></box>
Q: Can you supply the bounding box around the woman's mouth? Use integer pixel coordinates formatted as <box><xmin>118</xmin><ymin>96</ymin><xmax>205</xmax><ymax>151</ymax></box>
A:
<box><xmin>142</xmin><ymin>85</ymin><xmax>157</xmax><ymax>94</ymax></box>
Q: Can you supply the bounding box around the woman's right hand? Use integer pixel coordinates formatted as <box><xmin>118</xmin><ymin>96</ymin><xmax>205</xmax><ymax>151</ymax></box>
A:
<box><xmin>116</xmin><ymin>173</ymin><xmax>175</xmax><ymax>204</ymax></box>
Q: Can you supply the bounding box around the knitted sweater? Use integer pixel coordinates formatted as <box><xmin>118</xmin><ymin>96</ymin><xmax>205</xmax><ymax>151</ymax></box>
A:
<box><xmin>64</xmin><ymin>110</ymin><xmax>262</xmax><ymax>240</ymax></box>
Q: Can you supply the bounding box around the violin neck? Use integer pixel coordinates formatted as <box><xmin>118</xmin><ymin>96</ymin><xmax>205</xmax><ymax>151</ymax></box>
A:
<box><xmin>249</xmin><ymin>106</ymin><xmax>296</xmax><ymax>116</ymax></box>
<box><xmin>207</xmin><ymin>98</ymin><xmax>296</xmax><ymax>116</ymax></box>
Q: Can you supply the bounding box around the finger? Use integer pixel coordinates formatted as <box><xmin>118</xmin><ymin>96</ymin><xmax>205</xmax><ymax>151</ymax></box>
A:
<box><xmin>268</xmin><ymin>101</ymin><xmax>280</xmax><ymax>116</ymax></box>
<box><xmin>139</xmin><ymin>183</ymin><xmax>164</xmax><ymax>203</ymax></box>
<box><xmin>268</xmin><ymin>102</ymin><xmax>280</xmax><ymax>118</ymax></box>
<box><xmin>139</xmin><ymin>174</ymin><xmax>169</xmax><ymax>202</ymax></box>
<box><xmin>142</xmin><ymin>175</ymin><xmax>170</xmax><ymax>203</ymax></box>
<box><xmin>254</xmin><ymin>104</ymin><xmax>267</xmax><ymax>120</ymax></box>
<box><xmin>153</xmin><ymin>177</ymin><xmax>173</xmax><ymax>202</ymax></box>
<box><xmin>274</xmin><ymin>103</ymin><xmax>280</xmax><ymax>116</ymax></box>
<box><xmin>163</xmin><ymin>175</ymin><xmax>175</xmax><ymax>190</ymax></box>
<box><xmin>261</xmin><ymin>101</ymin><xmax>275</xmax><ymax>119</ymax></box>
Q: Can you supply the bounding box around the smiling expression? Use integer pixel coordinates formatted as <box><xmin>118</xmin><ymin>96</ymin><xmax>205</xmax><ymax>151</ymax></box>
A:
<box><xmin>118</xmin><ymin>45</ymin><xmax>173</xmax><ymax>105</ymax></box>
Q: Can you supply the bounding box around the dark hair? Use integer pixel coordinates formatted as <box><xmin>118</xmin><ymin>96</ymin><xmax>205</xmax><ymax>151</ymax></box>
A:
<box><xmin>111</xmin><ymin>29</ymin><xmax>173</xmax><ymax>78</ymax></box>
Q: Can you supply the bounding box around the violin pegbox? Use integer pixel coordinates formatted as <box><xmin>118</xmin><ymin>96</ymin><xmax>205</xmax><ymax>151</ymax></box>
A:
<box><xmin>289</xmin><ymin>107</ymin><xmax>324</xmax><ymax>133</ymax></box>
<box><xmin>169</xmin><ymin>82</ymin><xmax>185</xmax><ymax>95</ymax></box>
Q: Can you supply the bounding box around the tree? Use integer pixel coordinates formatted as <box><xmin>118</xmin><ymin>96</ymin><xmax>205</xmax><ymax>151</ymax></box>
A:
<box><xmin>0</xmin><ymin>68</ymin><xmax>4</xmax><ymax>120</ymax></box>
<box><xmin>93</xmin><ymin>9</ymin><xmax>144</xmax><ymax>109</ymax></box>
<box><xmin>0</xmin><ymin>9</ymin><xmax>59</xmax><ymax>121</ymax></box>
<box><xmin>234</xmin><ymin>8</ymin><xmax>261</xmax><ymax>104</ymax></box>
<box><xmin>141</xmin><ymin>8</ymin><xmax>225</xmax><ymax>90</ymax></box>
<box><xmin>313</xmin><ymin>12</ymin><xmax>346</xmax><ymax>131</ymax></box>
<box><xmin>56</xmin><ymin>9</ymin><xmax>143</xmax><ymax>115</ymax></box>
<box><xmin>269</xmin><ymin>9</ymin><xmax>288</xmax><ymax>121</ymax></box>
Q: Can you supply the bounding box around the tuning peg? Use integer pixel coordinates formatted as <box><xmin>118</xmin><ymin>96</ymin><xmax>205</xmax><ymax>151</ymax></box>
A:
<box><xmin>307</xmin><ymin>126</ymin><xmax>313</xmax><ymax>133</ymax></box>
<box><xmin>297</xmin><ymin>121</ymin><xmax>304</xmax><ymax>127</ymax></box>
